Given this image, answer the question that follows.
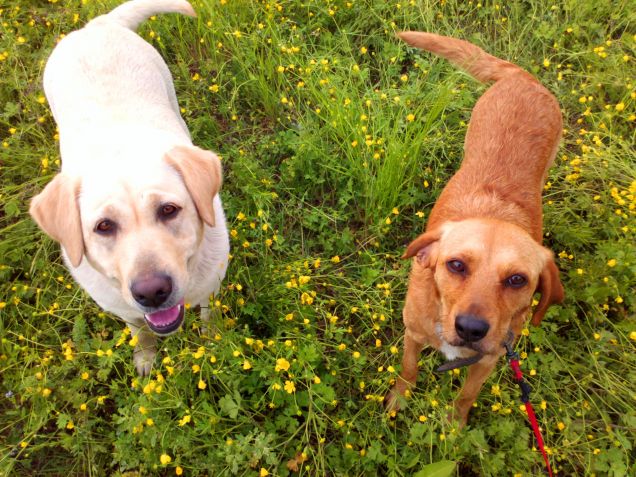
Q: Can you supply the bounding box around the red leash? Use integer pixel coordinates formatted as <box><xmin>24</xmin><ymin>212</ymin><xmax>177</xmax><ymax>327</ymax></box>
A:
<box><xmin>504</xmin><ymin>337</ymin><xmax>554</xmax><ymax>477</ymax></box>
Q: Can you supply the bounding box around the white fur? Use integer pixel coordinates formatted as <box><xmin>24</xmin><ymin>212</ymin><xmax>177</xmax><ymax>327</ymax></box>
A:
<box><xmin>435</xmin><ymin>323</ymin><xmax>472</xmax><ymax>361</ymax></box>
<box><xmin>43</xmin><ymin>0</ymin><xmax>228</xmax><ymax>374</ymax></box>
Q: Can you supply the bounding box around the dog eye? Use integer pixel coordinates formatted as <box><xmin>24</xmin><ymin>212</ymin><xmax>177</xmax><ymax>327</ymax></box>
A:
<box><xmin>94</xmin><ymin>219</ymin><xmax>116</xmax><ymax>235</ymax></box>
<box><xmin>158</xmin><ymin>203</ymin><xmax>180</xmax><ymax>220</ymax></box>
<box><xmin>505</xmin><ymin>274</ymin><xmax>527</xmax><ymax>288</ymax></box>
<box><xmin>446</xmin><ymin>259</ymin><xmax>466</xmax><ymax>274</ymax></box>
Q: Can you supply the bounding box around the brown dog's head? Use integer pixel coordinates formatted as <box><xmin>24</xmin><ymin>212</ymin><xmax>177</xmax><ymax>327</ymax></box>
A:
<box><xmin>404</xmin><ymin>218</ymin><xmax>563</xmax><ymax>355</ymax></box>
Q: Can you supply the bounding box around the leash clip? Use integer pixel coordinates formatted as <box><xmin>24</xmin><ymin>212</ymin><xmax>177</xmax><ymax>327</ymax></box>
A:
<box><xmin>503</xmin><ymin>330</ymin><xmax>518</xmax><ymax>360</ymax></box>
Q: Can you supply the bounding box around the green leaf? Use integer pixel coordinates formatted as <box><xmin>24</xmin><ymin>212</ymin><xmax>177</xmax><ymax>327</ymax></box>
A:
<box><xmin>413</xmin><ymin>460</ymin><xmax>457</xmax><ymax>477</ymax></box>
<box><xmin>218</xmin><ymin>393</ymin><xmax>240</xmax><ymax>419</ymax></box>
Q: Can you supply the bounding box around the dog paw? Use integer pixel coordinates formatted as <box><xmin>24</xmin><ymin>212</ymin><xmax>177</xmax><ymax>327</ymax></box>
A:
<box><xmin>384</xmin><ymin>389</ymin><xmax>403</xmax><ymax>414</ymax></box>
<box><xmin>133</xmin><ymin>347</ymin><xmax>156</xmax><ymax>376</ymax></box>
<box><xmin>447</xmin><ymin>406</ymin><xmax>469</xmax><ymax>429</ymax></box>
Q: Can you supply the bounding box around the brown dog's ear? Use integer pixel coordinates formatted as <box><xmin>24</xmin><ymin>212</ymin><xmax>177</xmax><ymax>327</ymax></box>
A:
<box><xmin>531</xmin><ymin>257</ymin><xmax>564</xmax><ymax>326</ymax></box>
<box><xmin>165</xmin><ymin>145</ymin><xmax>222</xmax><ymax>227</ymax></box>
<box><xmin>402</xmin><ymin>230</ymin><xmax>442</xmax><ymax>268</ymax></box>
<box><xmin>29</xmin><ymin>174</ymin><xmax>84</xmax><ymax>267</ymax></box>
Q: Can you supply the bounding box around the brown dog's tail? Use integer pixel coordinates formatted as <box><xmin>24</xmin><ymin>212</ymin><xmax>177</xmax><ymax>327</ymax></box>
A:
<box><xmin>398</xmin><ymin>31</ymin><xmax>524</xmax><ymax>83</ymax></box>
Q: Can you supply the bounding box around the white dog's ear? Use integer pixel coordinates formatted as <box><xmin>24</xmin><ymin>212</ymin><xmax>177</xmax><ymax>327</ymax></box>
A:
<box><xmin>30</xmin><ymin>174</ymin><xmax>84</xmax><ymax>267</ymax></box>
<box><xmin>165</xmin><ymin>145</ymin><xmax>222</xmax><ymax>227</ymax></box>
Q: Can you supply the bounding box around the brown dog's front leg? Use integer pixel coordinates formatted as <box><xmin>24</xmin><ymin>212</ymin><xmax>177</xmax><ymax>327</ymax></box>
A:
<box><xmin>386</xmin><ymin>331</ymin><xmax>425</xmax><ymax>411</ymax></box>
<box><xmin>453</xmin><ymin>357</ymin><xmax>498</xmax><ymax>426</ymax></box>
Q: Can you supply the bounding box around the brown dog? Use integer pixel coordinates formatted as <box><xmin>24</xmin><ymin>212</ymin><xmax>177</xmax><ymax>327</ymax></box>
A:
<box><xmin>386</xmin><ymin>32</ymin><xmax>565</xmax><ymax>425</ymax></box>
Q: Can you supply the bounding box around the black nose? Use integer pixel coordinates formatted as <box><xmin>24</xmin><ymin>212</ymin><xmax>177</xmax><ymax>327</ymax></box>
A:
<box><xmin>130</xmin><ymin>274</ymin><xmax>172</xmax><ymax>308</ymax></box>
<box><xmin>455</xmin><ymin>314</ymin><xmax>490</xmax><ymax>342</ymax></box>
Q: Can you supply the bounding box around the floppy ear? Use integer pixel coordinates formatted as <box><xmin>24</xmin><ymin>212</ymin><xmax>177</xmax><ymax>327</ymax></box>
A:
<box><xmin>531</xmin><ymin>256</ymin><xmax>564</xmax><ymax>326</ymax></box>
<box><xmin>29</xmin><ymin>174</ymin><xmax>84</xmax><ymax>267</ymax></box>
<box><xmin>165</xmin><ymin>145</ymin><xmax>222</xmax><ymax>227</ymax></box>
<box><xmin>402</xmin><ymin>229</ymin><xmax>442</xmax><ymax>268</ymax></box>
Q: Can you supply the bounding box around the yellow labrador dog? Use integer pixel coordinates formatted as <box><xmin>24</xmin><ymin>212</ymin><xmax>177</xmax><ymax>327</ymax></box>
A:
<box><xmin>30</xmin><ymin>0</ymin><xmax>229</xmax><ymax>375</ymax></box>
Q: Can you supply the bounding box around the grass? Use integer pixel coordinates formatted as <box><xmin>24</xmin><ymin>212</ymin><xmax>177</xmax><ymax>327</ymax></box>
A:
<box><xmin>1</xmin><ymin>0</ymin><xmax>635</xmax><ymax>475</ymax></box>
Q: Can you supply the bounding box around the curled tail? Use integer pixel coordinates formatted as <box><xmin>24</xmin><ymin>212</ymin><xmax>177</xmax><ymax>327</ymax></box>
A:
<box><xmin>398</xmin><ymin>31</ymin><xmax>523</xmax><ymax>83</ymax></box>
<box><xmin>89</xmin><ymin>0</ymin><xmax>195</xmax><ymax>31</ymax></box>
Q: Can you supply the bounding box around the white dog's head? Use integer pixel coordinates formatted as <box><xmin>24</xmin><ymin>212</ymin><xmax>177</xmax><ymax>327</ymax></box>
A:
<box><xmin>30</xmin><ymin>144</ymin><xmax>221</xmax><ymax>335</ymax></box>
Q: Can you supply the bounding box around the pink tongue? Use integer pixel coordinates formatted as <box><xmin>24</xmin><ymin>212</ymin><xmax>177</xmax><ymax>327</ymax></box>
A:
<box><xmin>145</xmin><ymin>300</ymin><xmax>183</xmax><ymax>327</ymax></box>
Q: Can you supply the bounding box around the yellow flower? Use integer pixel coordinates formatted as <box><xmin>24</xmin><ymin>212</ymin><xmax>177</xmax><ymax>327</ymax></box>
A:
<box><xmin>352</xmin><ymin>351</ymin><xmax>361</xmax><ymax>359</ymax></box>
<box><xmin>178</xmin><ymin>414</ymin><xmax>191</xmax><ymax>426</ymax></box>
<box><xmin>128</xmin><ymin>335</ymin><xmax>139</xmax><ymax>347</ymax></box>
<box><xmin>313</xmin><ymin>376</ymin><xmax>321</xmax><ymax>384</ymax></box>
<box><xmin>284</xmin><ymin>380</ymin><xmax>296</xmax><ymax>393</ymax></box>
<box><xmin>176</xmin><ymin>466</ymin><xmax>183</xmax><ymax>475</ymax></box>
<box><xmin>406</xmin><ymin>113</ymin><xmax>415</xmax><ymax>122</ymax></box>
<box><xmin>275</xmin><ymin>358</ymin><xmax>290</xmax><ymax>372</ymax></box>
<box><xmin>42</xmin><ymin>388</ymin><xmax>52</xmax><ymax>397</ymax></box>
<box><xmin>543</xmin><ymin>58</ymin><xmax>550</xmax><ymax>67</ymax></box>
<box><xmin>243</xmin><ymin>360</ymin><xmax>252</xmax><ymax>370</ymax></box>
<box><xmin>360</xmin><ymin>47</ymin><xmax>367</xmax><ymax>54</ymax></box>
<box><xmin>607</xmin><ymin>258</ymin><xmax>617</xmax><ymax>267</ymax></box>
<box><xmin>331</xmin><ymin>256</ymin><xmax>340</xmax><ymax>263</ymax></box>
<box><xmin>615</xmin><ymin>102</ymin><xmax>625</xmax><ymax>112</ymax></box>
<box><xmin>557</xmin><ymin>422</ymin><xmax>565</xmax><ymax>431</ymax></box>
<box><xmin>160</xmin><ymin>454</ymin><xmax>172</xmax><ymax>465</ymax></box>
<box><xmin>198</xmin><ymin>379</ymin><xmax>207</xmax><ymax>390</ymax></box>
<box><xmin>260</xmin><ymin>469</ymin><xmax>269</xmax><ymax>477</ymax></box>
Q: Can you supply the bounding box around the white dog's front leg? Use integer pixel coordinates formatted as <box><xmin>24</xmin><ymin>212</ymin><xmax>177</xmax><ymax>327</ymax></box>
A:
<box><xmin>199</xmin><ymin>302</ymin><xmax>221</xmax><ymax>337</ymax></box>
<box><xmin>127</xmin><ymin>323</ymin><xmax>157</xmax><ymax>377</ymax></box>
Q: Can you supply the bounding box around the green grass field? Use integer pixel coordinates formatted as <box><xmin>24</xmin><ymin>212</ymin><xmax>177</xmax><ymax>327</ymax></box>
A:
<box><xmin>1</xmin><ymin>0</ymin><xmax>635</xmax><ymax>475</ymax></box>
